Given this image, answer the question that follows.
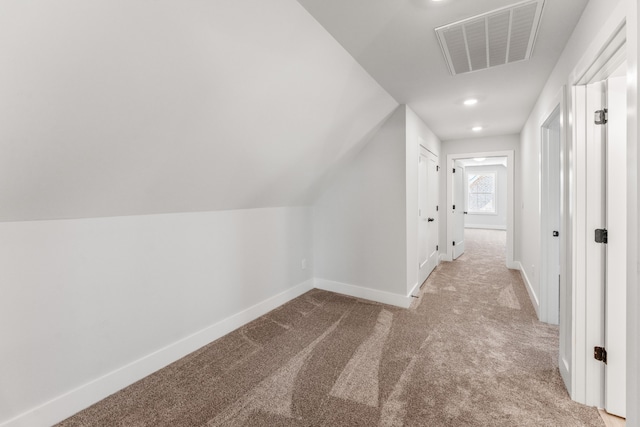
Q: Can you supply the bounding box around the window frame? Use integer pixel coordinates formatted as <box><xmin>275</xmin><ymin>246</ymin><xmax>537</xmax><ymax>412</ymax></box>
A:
<box><xmin>466</xmin><ymin>170</ymin><xmax>498</xmax><ymax>215</ymax></box>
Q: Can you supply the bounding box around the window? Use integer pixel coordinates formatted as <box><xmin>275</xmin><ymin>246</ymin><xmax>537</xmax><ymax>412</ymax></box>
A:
<box><xmin>467</xmin><ymin>172</ymin><xmax>496</xmax><ymax>214</ymax></box>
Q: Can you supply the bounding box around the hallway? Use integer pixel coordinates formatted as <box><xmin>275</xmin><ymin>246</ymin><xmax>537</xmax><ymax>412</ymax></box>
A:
<box><xmin>58</xmin><ymin>230</ymin><xmax>602</xmax><ymax>426</ymax></box>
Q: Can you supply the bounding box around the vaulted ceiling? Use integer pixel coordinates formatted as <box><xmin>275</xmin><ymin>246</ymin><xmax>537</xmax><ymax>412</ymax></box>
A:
<box><xmin>297</xmin><ymin>0</ymin><xmax>590</xmax><ymax>141</ymax></box>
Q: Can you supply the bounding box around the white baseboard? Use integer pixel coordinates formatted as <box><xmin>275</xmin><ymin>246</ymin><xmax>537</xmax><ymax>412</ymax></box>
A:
<box><xmin>314</xmin><ymin>278</ymin><xmax>412</xmax><ymax>308</ymax></box>
<box><xmin>440</xmin><ymin>253</ymin><xmax>452</xmax><ymax>262</ymax></box>
<box><xmin>464</xmin><ymin>224</ymin><xmax>507</xmax><ymax>230</ymax></box>
<box><xmin>516</xmin><ymin>262</ymin><xmax>540</xmax><ymax>318</ymax></box>
<box><xmin>407</xmin><ymin>281</ymin><xmax>421</xmax><ymax>298</ymax></box>
<box><xmin>0</xmin><ymin>279</ymin><xmax>314</xmax><ymax>427</ymax></box>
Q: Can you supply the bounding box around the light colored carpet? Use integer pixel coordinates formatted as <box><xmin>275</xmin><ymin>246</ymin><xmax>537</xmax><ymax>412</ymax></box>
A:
<box><xmin>57</xmin><ymin>229</ymin><xmax>603</xmax><ymax>426</ymax></box>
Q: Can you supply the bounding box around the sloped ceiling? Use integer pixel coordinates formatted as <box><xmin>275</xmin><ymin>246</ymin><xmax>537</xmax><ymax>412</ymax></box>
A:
<box><xmin>297</xmin><ymin>0</ymin><xmax>589</xmax><ymax>141</ymax></box>
<box><xmin>0</xmin><ymin>0</ymin><xmax>398</xmax><ymax>221</ymax></box>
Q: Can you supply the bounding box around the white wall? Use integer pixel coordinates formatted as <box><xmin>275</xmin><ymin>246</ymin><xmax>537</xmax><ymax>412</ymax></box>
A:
<box><xmin>313</xmin><ymin>105</ymin><xmax>441</xmax><ymax>303</ymax></box>
<box><xmin>405</xmin><ymin>106</ymin><xmax>441</xmax><ymax>294</ymax></box>
<box><xmin>313</xmin><ymin>107</ymin><xmax>407</xmax><ymax>299</ymax></box>
<box><xmin>439</xmin><ymin>135</ymin><xmax>520</xmax><ymax>260</ymax></box>
<box><xmin>464</xmin><ymin>165</ymin><xmax>508</xmax><ymax>230</ymax></box>
<box><xmin>0</xmin><ymin>207</ymin><xmax>313</xmax><ymax>427</ymax></box>
<box><xmin>627</xmin><ymin>0</ymin><xmax>639</xmax><ymax>425</ymax></box>
<box><xmin>0</xmin><ymin>1</ymin><xmax>402</xmax><ymax>424</ymax></box>
<box><xmin>0</xmin><ymin>0</ymin><xmax>397</xmax><ymax>222</ymax></box>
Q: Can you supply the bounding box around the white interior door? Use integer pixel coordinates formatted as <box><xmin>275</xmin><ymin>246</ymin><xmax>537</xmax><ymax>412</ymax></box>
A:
<box><xmin>426</xmin><ymin>151</ymin><xmax>439</xmax><ymax>273</ymax></box>
<box><xmin>604</xmin><ymin>68</ymin><xmax>626</xmax><ymax>418</ymax></box>
<box><xmin>453</xmin><ymin>162</ymin><xmax>465</xmax><ymax>259</ymax></box>
<box><xmin>418</xmin><ymin>148</ymin><xmax>429</xmax><ymax>284</ymax></box>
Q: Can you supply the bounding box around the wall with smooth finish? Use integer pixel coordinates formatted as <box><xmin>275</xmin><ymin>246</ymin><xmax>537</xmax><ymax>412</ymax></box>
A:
<box><xmin>0</xmin><ymin>207</ymin><xmax>313</xmax><ymax>427</ymax></box>
<box><xmin>439</xmin><ymin>135</ymin><xmax>520</xmax><ymax>260</ymax></box>
<box><xmin>627</xmin><ymin>0</ymin><xmax>639</xmax><ymax>425</ymax></box>
<box><xmin>313</xmin><ymin>107</ymin><xmax>407</xmax><ymax>297</ymax></box>
<box><xmin>0</xmin><ymin>0</ymin><xmax>397</xmax><ymax>222</ymax></box>
<box><xmin>464</xmin><ymin>165</ymin><xmax>508</xmax><ymax>230</ymax></box>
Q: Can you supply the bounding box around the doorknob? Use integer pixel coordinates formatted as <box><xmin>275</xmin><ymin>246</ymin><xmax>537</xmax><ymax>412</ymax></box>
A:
<box><xmin>428</xmin><ymin>218</ymin><xmax>435</xmax><ymax>222</ymax></box>
<box><xmin>553</xmin><ymin>231</ymin><xmax>559</xmax><ymax>237</ymax></box>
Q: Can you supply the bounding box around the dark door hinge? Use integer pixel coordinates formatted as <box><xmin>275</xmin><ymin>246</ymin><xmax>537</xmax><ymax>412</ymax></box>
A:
<box><xmin>436</xmin><ymin>205</ymin><xmax>439</xmax><ymax>211</ymax></box>
<box><xmin>595</xmin><ymin>229</ymin><xmax>608</xmax><ymax>244</ymax></box>
<box><xmin>453</xmin><ymin>168</ymin><xmax>456</xmax><ymax>173</ymax></box>
<box><xmin>436</xmin><ymin>245</ymin><xmax>439</xmax><ymax>251</ymax></box>
<box><xmin>436</xmin><ymin>165</ymin><xmax>440</xmax><ymax>172</ymax></box>
<box><xmin>452</xmin><ymin>241</ymin><xmax>456</xmax><ymax>246</ymax></box>
<box><xmin>595</xmin><ymin>109</ymin><xmax>608</xmax><ymax>125</ymax></box>
<box><xmin>453</xmin><ymin>204</ymin><xmax>456</xmax><ymax>210</ymax></box>
<box><xmin>594</xmin><ymin>346</ymin><xmax>607</xmax><ymax>364</ymax></box>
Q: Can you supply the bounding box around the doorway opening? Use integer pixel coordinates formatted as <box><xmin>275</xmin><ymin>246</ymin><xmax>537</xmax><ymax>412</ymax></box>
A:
<box><xmin>540</xmin><ymin>103</ymin><xmax>562</xmax><ymax>326</ymax></box>
<box><xmin>445</xmin><ymin>150</ymin><xmax>515</xmax><ymax>269</ymax></box>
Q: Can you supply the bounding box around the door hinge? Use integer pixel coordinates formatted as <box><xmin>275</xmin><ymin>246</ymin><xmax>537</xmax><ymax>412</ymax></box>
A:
<box><xmin>453</xmin><ymin>204</ymin><xmax>456</xmax><ymax>210</ymax></box>
<box><xmin>452</xmin><ymin>241</ymin><xmax>456</xmax><ymax>246</ymax></box>
<box><xmin>436</xmin><ymin>205</ymin><xmax>439</xmax><ymax>211</ymax></box>
<box><xmin>594</xmin><ymin>346</ymin><xmax>607</xmax><ymax>364</ymax></box>
<box><xmin>595</xmin><ymin>228</ymin><xmax>608</xmax><ymax>244</ymax></box>
<box><xmin>436</xmin><ymin>245</ymin><xmax>439</xmax><ymax>251</ymax></box>
<box><xmin>436</xmin><ymin>165</ymin><xmax>440</xmax><ymax>172</ymax></box>
<box><xmin>594</xmin><ymin>109</ymin><xmax>608</xmax><ymax>125</ymax></box>
<box><xmin>453</xmin><ymin>168</ymin><xmax>456</xmax><ymax>173</ymax></box>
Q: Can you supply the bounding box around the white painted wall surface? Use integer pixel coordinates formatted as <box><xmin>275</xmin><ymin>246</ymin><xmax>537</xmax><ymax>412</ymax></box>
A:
<box><xmin>313</xmin><ymin>107</ymin><xmax>407</xmax><ymax>298</ymax></box>
<box><xmin>518</xmin><ymin>0</ymin><xmax>624</xmax><ymax>402</ymax></box>
<box><xmin>627</xmin><ymin>0</ymin><xmax>639</xmax><ymax>425</ymax></box>
<box><xmin>464</xmin><ymin>165</ymin><xmax>507</xmax><ymax>230</ymax></box>
<box><xmin>406</xmin><ymin>107</ymin><xmax>441</xmax><ymax>294</ymax></box>
<box><xmin>439</xmin><ymin>135</ymin><xmax>520</xmax><ymax>260</ymax></box>
<box><xmin>0</xmin><ymin>0</ymin><xmax>397</xmax><ymax>222</ymax></box>
<box><xmin>0</xmin><ymin>207</ymin><xmax>313</xmax><ymax>426</ymax></box>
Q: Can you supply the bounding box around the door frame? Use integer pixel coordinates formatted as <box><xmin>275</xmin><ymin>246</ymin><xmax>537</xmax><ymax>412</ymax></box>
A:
<box><xmin>564</xmin><ymin>6</ymin><xmax>626</xmax><ymax>407</ymax></box>
<box><xmin>540</xmin><ymin>98</ymin><xmax>564</xmax><ymax>327</ymax></box>
<box><xmin>445</xmin><ymin>150</ymin><xmax>515</xmax><ymax>268</ymax></box>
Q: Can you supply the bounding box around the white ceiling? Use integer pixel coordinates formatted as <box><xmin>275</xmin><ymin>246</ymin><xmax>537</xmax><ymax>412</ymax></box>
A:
<box><xmin>297</xmin><ymin>0</ymin><xmax>589</xmax><ymax>141</ymax></box>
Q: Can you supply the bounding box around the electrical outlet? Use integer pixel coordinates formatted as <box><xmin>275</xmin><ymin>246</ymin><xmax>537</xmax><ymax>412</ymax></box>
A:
<box><xmin>301</xmin><ymin>258</ymin><xmax>307</xmax><ymax>270</ymax></box>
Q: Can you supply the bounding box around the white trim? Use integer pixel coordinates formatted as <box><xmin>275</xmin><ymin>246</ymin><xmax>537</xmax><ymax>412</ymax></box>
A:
<box><xmin>439</xmin><ymin>253</ymin><xmax>452</xmax><ymax>262</ymax></box>
<box><xmin>0</xmin><ymin>279</ymin><xmax>315</xmax><ymax>427</ymax></box>
<box><xmin>446</xmin><ymin>150</ymin><xmax>515</xmax><ymax>269</ymax></box>
<box><xmin>314</xmin><ymin>278</ymin><xmax>412</xmax><ymax>308</ymax></box>
<box><xmin>408</xmin><ymin>281</ymin><xmax>421</xmax><ymax>298</ymax></box>
<box><xmin>517</xmin><ymin>261</ymin><xmax>540</xmax><ymax>317</ymax></box>
<box><xmin>464</xmin><ymin>224</ymin><xmax>506</xmax><ymax>230</ymax></box>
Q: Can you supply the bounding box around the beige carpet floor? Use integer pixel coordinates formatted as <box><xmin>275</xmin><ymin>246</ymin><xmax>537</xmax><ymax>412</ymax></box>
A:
<box><xmin>57</xmin><ymin>229</ymin><xmax>603</xmax><ymax>426</ymax></box>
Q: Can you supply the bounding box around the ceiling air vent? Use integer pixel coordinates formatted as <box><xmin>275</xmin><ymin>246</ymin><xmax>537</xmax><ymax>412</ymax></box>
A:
<box><xmin>435</xmin><ymin>0</ymin><xmax>545</xmax><ymax>75</ymax></box>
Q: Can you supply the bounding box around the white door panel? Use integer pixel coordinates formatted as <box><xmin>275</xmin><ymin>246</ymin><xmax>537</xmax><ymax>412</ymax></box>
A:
<box><xmin>419</xmin><ymin>147</ymin><xmax>438</xmax><ymax>284</ymax></box>
<box><xmin>453</xmin><ymin>163</ymin><xmax>465</xmax><ymax>259</ymax></box>
<box><xmin>605</xmin><ymin>72</ymin><xmax>626</xmax><ymax>418</ymax></box>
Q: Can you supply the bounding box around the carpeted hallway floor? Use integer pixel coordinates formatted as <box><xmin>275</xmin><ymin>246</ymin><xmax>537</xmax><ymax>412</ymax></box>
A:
<box><xmin>57</xmin><ymin>229</ymin><xmax>603</xmax><ymax>426</ymax></box>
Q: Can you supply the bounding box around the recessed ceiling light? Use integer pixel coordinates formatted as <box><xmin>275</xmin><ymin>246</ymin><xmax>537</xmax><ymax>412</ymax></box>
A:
<box><xmin>464</xmin><ymin>99</ymin><xmax>478</xmax><ymax>106</ymax></box>
<box><xmin>472</xmin><ymin>126</ymin><xmax>483</xmax><ymax>132</ymax></box>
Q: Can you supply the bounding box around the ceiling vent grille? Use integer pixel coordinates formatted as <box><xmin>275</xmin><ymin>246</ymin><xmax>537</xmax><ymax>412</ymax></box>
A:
<box><xmin>435</xmin><ymin>0</ymin><xmax>545</xmax><ymax>75</ymax></box>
